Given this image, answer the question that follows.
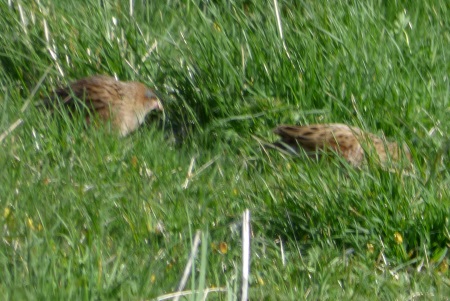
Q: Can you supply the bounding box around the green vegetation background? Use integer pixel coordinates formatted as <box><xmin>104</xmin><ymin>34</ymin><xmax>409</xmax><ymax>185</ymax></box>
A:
<box><xmin>0</xmin><ymin>0</ymin><xmax>449</xmax><ymax>299</ymax></box>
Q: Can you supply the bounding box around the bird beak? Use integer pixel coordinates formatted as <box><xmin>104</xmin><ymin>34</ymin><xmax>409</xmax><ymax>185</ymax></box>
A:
<box><xmin>146</xmin><ymin>90</ymin><xmax>165</xmax><ymax>111</ymax></box>
<box><xmin>154</xmin><ymin>91</ymin><xmax>166</xmax><ymax>111</ymax></box>
<box><xmin>156</xmin><ymin>99</ymin><xmax>164</xmax><ymax>111</ymax></box>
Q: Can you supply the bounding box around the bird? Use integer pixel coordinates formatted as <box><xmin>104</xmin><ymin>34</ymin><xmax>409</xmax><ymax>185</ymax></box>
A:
<box><xmin>272</xmin><ymin>123</ymin><xmax>411</xmax><ymax>167</ymax></box>
<box><xmin>45</xmin><ymin>75</ymin><xmax>163</xmax><ymax>136</ymax></box>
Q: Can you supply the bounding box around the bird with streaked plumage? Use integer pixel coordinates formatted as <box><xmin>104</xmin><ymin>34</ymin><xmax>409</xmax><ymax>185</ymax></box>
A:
<box><xmin>45</xmin><ymin>75</ymin><xmax>163</xmax><ymax>136</ymax></box>
<box><xmin>272</xmin><ymin>123</ymin><xmax>411</xmax><ymax>167</ymax></box>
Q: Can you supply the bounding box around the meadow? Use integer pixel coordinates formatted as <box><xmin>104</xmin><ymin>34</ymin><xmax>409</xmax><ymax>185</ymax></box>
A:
<box><xmin>0</xmin><ymin>0</ymin><xmax>449</xmax><ymax>299</ymax></box>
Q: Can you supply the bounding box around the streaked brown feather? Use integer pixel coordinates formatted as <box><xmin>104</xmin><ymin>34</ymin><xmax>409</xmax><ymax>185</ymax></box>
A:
<box><xmin>45</xmin><ymin>75</ymin><xmax>163</xmax><ymax>136</ymax></box>
<box><xmin>273</xmin><ymin>123</ymin><xmax>410</xmax><ymax>167</ymax></box>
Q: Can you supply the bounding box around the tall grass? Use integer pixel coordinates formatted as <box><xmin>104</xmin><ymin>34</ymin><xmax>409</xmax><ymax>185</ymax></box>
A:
<box><xmin>0</xmin><ymin>0</ymin><xmax>449</xmax><ymax>299</ymax></box>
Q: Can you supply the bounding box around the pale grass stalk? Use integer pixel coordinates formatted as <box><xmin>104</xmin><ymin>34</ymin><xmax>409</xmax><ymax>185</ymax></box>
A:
<box><xmin>241</xmin><ymin>209</ymin><xmax>250</xmax><ymax>301</ymax></box>
<box><xmin>191</xmin><ymin>155</ymin><xmax>220</xmax><ymax>178</ymax></box>
<box><xmin>273</xmin><ymin>0</ymin><xmax>291</xmax><ymax>60</ymax></box>
<box><xmin>182</xmin><ymin>156</ymin><xmax>196</xmax><ymax>189</ymax></box>
<box><xmin>173</xmin><ymin>230</ymin><xmax>201</xmax><ymax>301</ymax></box>
<box><xmin>0</xmin><ymin>67</ymin><xmax>51</xmax><ymax>144</ymax></box>
<box><xmin>156</xmin><ymin>287</ymin><xmax>227</xmax><ymax>301</ymax></box>
<box><xmin>278</xmin><ymin>236</ymin><xmax>285</xmax><ymax>266</ymax></box>
<box><xmin>181</xmin><ymin>155</ymin><xmax>219</xmax><ymax>189</ymax></box>
<box><xmin>0</xmin><ymin>119</ymin><xmax>23</xmax><ymax>144</ymax></box>
<box><xmin>129</xmin><ymin>0</ymin><xmax>134</xmax><ymax>17</ymax></box>
<box><xmin>141</xmin><ymin>40</ymin><xmax>158</xmax><ymax>63</ymax></box>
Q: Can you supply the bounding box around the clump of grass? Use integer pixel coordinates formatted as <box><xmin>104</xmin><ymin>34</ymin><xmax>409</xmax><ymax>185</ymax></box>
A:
<box><xmin>0</xmin><ymin>0</ymin><xmax>449</xmax><ymax>299</ymax></box>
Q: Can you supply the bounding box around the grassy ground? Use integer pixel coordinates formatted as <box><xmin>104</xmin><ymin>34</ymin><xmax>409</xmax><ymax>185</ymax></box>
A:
<box><xmin>1</xmin><ymin>0</ymin><xmax>449</xmax><ymax>299</ymax></box>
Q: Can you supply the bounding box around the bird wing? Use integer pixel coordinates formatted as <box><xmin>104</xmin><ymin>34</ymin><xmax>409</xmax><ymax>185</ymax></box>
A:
<box><xmin>274</xmin><ymin>124</ymin><xmax>362</xmax><ymax>154</ymax></box>
<box><xmin>57</xmin><ymin>76</ymin><xmax>121</xmax><ymax>110</ymax></box>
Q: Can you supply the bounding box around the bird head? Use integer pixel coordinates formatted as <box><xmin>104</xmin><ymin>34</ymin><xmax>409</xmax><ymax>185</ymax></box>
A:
<box><xmin>143</xmin><ymin>89</ymin><xmax>164</xmax><ymax>112</ymax></box>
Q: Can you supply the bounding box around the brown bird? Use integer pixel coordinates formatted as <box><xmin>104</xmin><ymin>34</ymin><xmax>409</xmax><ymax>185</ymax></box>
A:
<box><xmin>46</xmin><ymin>75</ymin><xmax>163</xmax><ymax>136</ymax></box>
<box><xmin>273</xmin><ymin>123</ymin><xmax>411</xmax><ymax>167</ymax></box>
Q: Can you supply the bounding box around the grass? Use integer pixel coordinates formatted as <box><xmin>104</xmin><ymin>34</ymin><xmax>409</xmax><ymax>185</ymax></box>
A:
<box><xmin>1</xmin><ymin>0</ymin><xmax>449</xmax><ymax>299</ymax></box>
